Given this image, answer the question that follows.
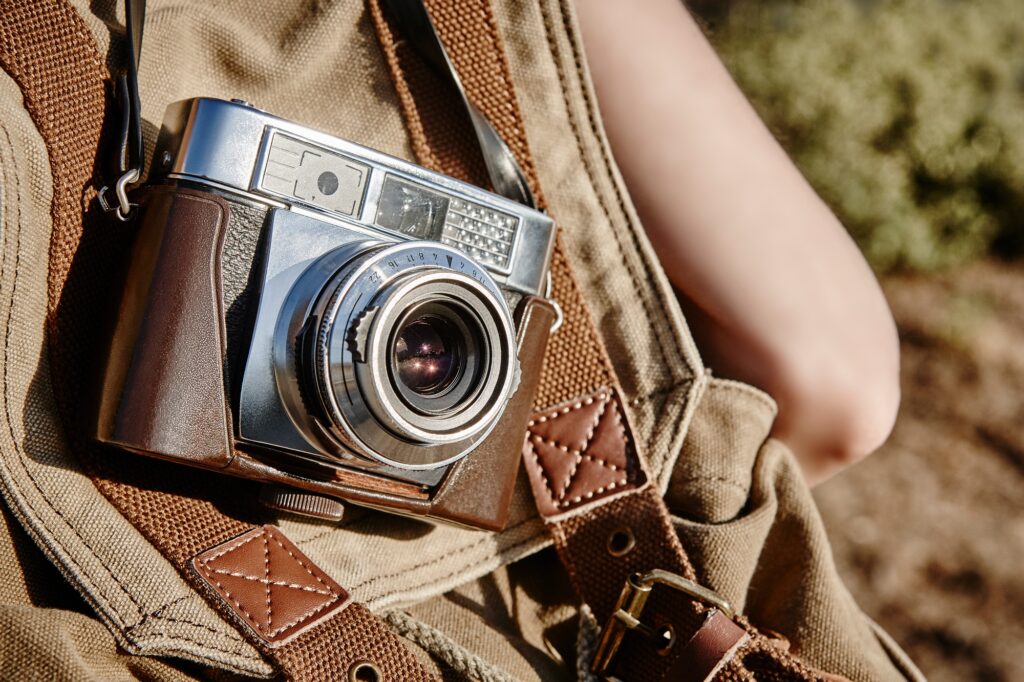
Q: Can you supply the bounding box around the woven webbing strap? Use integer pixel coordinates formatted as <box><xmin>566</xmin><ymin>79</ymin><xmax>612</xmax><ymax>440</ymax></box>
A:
<box><xmin>0</xmin><ymin>2</ymin><xmax>435</xmax><ymax>680</ymax></box>
<box><xmin>369</xmin><ymin>2</ymin><xmax>839</xmax><ymax>680</ymax></box>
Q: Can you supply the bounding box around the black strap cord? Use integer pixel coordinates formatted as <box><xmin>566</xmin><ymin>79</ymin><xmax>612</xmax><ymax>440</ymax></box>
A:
<box><xmin>99</xmin><ymin>0</ymin><xmax>145</xmax><ymax>221</ymax></box>
<box><xmin>380</xmin><ymin>0</ymin><xmax>536</xmax><ymax>208</ymax></box>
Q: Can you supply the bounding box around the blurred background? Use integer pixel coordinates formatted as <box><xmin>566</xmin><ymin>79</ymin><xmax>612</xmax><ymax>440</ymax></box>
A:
<box><xmin>686</xmin><ymin>1</ymin><xmax>1024</xmax><ymax>680</ymax></box>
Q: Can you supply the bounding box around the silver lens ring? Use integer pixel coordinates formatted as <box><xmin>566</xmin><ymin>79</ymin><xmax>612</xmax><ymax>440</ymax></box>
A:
<box><xmin>355</xmin><ymin>271</ymin><xmax>509</xmax><ymax>440</ymax></box>
<box><xmin>309</xmin><ymin>241</ymin><xmax>518</xmax><ymax>469</ymax></box>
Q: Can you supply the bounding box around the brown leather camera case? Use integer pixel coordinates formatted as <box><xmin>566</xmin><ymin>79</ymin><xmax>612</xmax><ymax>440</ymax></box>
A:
<box><xmin>97</xmin><ymin>184</ymin><xmax>558</xmax><ymax>531</ymax></box>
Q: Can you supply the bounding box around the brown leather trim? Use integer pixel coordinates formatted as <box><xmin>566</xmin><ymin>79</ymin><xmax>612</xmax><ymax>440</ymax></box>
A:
<box><xmin>193</xmin><ymin>526</ymin><xmax>351</xmax><ymax>647</ymax></box>
<box><xmin>98</xmin><ymin>187</ymin><xmax>234</xmax><ymax>468</ymax></box>
<box><xmin>668</xmin><ymin>610</ymin><xmax>750</xmax><ymax>682</ymax></box>
<box><xmin>523</xmin><ymin>387</ymin><xmax>646</xmax><ymax>518</ymax></box>
<box><xmin>429</xmin><ymin>295</ymin><xmax>558</xmax><ymax>529</ymax></box>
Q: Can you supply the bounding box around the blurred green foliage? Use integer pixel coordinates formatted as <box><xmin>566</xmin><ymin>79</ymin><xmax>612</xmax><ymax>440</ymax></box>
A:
<box><xmin>694</xmin><ymin>0</ymin><xmax>1024</xmax><ymax>271</ymax></box>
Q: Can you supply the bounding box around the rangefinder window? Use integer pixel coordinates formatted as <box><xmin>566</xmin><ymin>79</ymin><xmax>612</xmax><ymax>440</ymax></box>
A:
<box><xmin>374</xmin><ymin>175</ymin><xmax>519</xmax><ymax>272</ymax></box>
<box><xmin>375</xmin><ymin>174</ymin><xmax>449</xmax><ymax>240</ymax></box>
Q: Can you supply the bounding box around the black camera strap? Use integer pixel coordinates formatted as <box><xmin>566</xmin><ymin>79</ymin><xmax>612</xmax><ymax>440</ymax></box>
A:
<box><xmin>380</xmin><ymin>0</ymin><xmax>536</xmax><ymax>208</ymax></box>
<box><xmin>98</xmin><ymin>0</ymin><xmax>144</xmax><ymax>221</ymax></box>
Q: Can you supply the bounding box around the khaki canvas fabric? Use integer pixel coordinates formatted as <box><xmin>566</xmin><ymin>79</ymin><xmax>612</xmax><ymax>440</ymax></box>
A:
<box><xmin>0</xmin><ymin>0</ymin><xmax>924</xmax><ymax>680</ymax></box>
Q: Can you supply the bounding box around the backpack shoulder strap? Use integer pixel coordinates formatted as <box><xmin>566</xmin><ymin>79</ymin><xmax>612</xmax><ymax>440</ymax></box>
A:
<box><xmin>0</xmin><ymin>2</ymin><xmax>436</xmax><ymax>680</ymax></box>
<box><xmin>369</xmin><ymin>1</ymin><xmax>844</xmax><ymax>680</ymax></box>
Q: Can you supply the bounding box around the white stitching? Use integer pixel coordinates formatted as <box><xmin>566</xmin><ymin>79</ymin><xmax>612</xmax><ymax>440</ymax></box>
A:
<box><xmin>196</xmin><ymin>527</ymin><xmax>344</xmax><ymax>639</ymax></box>
<box><xmin>528</xmin><ymin>391</ymin><xmax>609</xmax><ymax>499</ymax></box>
<box><xmin>205</xmin><ymin>570</ymin><xmax>335</xmax><ymax>595</ymax></box>
<box><xmin>261</xmin><ymin>531</ymin><xmax>271</xmax><ymax>631</ymax></box>
<box><xmin>560</xmin><ymin>479</ymin><xmax>628</xmax><ymax>508</ymax></box>
<box><xmin>265</xmin><ymin>595</ymin><xmax>341</xmax><ymax>639</ymax></box>
<box><xmin>198</xmin><ymin>529</ymin><xmax>262</xmax><ymax>563</ymax></box>
<box><xmin>527</xmin><ymin>388</ymin><xmax>634</xmax><ymax>509</ymax></box>
<box><xmin>525</xmin><ymin>439</ymin><xmax>559</xmax><ymax>507</ymax></box>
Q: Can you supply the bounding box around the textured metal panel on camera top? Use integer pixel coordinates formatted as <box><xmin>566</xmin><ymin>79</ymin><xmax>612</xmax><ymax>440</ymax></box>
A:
<box><xmin>259</xmin><ymin>132</ymin><xmax>370</xmax><ymax>217</ymax></box>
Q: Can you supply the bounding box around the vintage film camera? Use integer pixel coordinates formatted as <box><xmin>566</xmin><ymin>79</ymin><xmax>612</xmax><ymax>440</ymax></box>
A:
<box><xmin>97</xmin><ymin>98</ymin><xmax>557</xmax><ymax>530</ymax></box>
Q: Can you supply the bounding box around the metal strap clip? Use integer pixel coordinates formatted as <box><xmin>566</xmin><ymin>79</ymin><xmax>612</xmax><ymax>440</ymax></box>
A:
<box><xmin>591</xmin><ymin>569</ymin><xmax>734</xmax><ymax>677</ymax></box>
<box><xmin>100</xmin><ymin>0</ymin><xmax>145</xmax><ymax>222</ymax></box>
<box><xmin>98</xmin><ymin>166</ymin><xmax>140</xmax><ymax>221</ymax></box>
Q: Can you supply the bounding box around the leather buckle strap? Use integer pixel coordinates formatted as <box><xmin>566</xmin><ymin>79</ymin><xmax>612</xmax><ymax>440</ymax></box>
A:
<box><xmin>520</xmin><ymin>387</ymin><xmax>746</xmax><ymax>680</ymax></box>
<box><xmin>592</xmin><ymin>570</ymin><xmax>744</xmax><ymax>679</ymax></box>
<box><xmin>520</xmin><ymin>392</ymin><xmax>830</xmax><ymax>680</ymax></box>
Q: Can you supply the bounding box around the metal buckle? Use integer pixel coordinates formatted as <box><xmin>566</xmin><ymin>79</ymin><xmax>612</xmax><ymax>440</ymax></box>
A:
<box><xmin>591</xmin><ymin>569</ymin><xmax>734</xmax><ymax>678</ymax></box>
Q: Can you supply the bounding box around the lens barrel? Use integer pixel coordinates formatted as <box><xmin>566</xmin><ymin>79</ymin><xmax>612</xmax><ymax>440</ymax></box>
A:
<box><xmin>285</xmin><ymin>241</ymin><xmax>519</xmax><ymax>470</ymax></box>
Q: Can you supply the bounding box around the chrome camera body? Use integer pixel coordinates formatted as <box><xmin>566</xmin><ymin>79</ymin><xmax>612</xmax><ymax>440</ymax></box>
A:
<box><xmin>97</xmin><ymin>98</ymin><xmax>557</xmax><ymax>527</ymax></box>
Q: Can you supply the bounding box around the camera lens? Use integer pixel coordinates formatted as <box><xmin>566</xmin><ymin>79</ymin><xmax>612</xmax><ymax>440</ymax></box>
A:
<box><xmin>293</xmin><ymin>241</ymin><xmax>518</xmax><ymax>468</ymax></box>
<box><xmin>389</xmin><ymin>301</ymin><xmax>483</xmax><ymax>415</ymax></box>
<box><xmin>394</xmin><ymin>315</ymin><xmax>463</xmax><ymax>395</ymax></box>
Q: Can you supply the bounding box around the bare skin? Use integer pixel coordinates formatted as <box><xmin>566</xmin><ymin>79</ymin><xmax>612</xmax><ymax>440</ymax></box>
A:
<box><xmin>574</xmin><ymin>0</ymin><xmax>900</xmax><ymax>484</ymax></box>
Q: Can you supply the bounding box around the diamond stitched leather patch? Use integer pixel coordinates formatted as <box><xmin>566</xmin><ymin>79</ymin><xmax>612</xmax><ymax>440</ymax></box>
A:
<box><xmin>523</xmin><ymin>387</ymin><xmax>646</xmax><ymax>517</ymax></box>
<box><xmin>193</xmin><ymin>525</ymin><xmax>350</xmax><ymax>646</ymax></box>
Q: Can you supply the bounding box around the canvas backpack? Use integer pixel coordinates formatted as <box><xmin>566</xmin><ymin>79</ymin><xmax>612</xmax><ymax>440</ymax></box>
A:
<box><xmin>0</xmin><ymin>1</ymin><xmax>925</xmax><ymax>679</ymax></box>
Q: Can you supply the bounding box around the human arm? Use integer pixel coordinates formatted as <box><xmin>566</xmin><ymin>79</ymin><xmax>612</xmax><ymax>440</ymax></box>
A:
<box><xmin>573</xmin><ymin>0</ymin><xmax>901</xmax><ymax>484</ymax></box>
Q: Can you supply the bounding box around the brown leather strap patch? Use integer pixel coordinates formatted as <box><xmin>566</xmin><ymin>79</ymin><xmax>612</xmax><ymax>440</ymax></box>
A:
<box><xmin>190</xmin><ymin>526</ymin><xmax>436</xmax><ymax>678</ymax></box>
<box><xmin>523</xmin><ymin>387</ymin><xmax>646</xmax><ymax>517</ymax></box>
<box><xmin>193</xmin><ymin>526</ymin><xmax>351</xmax><ymax>646</ymax></box>
<box><xmin>191</xmin><ymin>530</ymin><xmax>434</xmax><ymax>679</ymax></box>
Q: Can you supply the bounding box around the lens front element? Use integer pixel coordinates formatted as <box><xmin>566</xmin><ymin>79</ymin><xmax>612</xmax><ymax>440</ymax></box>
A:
<box><xmin>394</xmin><ymin>314</ymin><xmax>462</xmax><ymax>396</ymax></box>
<box><xmin>389</xmin><ymin>300</ymin><xmax>486</xmax><ymax>417</ymax></box>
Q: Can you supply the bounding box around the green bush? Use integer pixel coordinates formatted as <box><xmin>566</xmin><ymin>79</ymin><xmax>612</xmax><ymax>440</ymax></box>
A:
<box><xmin>699</xmin><ymin>0</ymin><xmax>1024</xmax><ymax>271</ymax></box>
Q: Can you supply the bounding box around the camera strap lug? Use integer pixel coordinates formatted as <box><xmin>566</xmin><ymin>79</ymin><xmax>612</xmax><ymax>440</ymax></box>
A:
<box><xmin>100</xmin><ymin>0</ymin><xmax>145</xmax><ymax>221</ymax></box>
<box><xmin>544</xmin><ymin>271</ymin><xmax>564</xmax><ymax>333</ymax></box>
<box><xmin>97</xmin><ymin>165</ymin><xmax>139</xmax><ymax>222</ymax></box>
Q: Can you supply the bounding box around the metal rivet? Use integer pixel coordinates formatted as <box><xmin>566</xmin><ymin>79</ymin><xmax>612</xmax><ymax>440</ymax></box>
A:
<box><xmin>349</xmin><ymin>661</ymin><xmax>381</xmax><ymax>682</ymax></box>
<box><xmin>656</xmin><ymin>624</ymin><xmax>676</xmax><ymax>655</ymax></box>
<box><xmin>606</xmin><ymin>527</ymin><xmax>636</xmax><ymax>557</ymax></box>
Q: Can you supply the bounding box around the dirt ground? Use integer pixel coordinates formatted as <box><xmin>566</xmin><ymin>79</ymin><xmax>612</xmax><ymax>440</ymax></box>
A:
<box><xmin>814</xmin><ymin>260</ymin><xmax>1024</xmax><ymax>681</ymax></box>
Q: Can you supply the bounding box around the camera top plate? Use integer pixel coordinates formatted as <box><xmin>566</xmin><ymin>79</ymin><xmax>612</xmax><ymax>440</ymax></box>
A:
<box><xmin>153</xmin><ymin>98</ymin><xmax>555</xmax><ymax>297</ymax></box>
